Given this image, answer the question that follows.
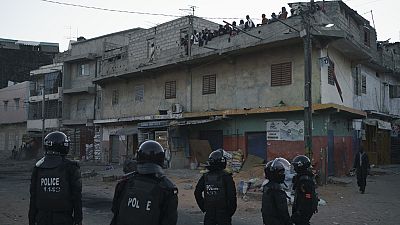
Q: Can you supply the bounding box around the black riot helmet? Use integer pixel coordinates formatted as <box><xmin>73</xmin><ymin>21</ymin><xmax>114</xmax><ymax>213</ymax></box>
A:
<box><xmin>137</xmin><ymin>140</ymin><xmax>165</xmax><ymax>167</ymax></box>
<box><xmin>264</xmin><ymin>160</ymin><xmax>273</xmax><ymax>179</ymax></box>
<box><xmin>206</xmin><ymin>149</ymin><xmax>227</xmax><ymax>171</ymax></box>
<box><xmin>292</xmin><ymin>155</ymin><xmax>311</xmax><ymax>173</ymax></box>
<box><xmin>266</xmin><ymin>157</ymin><xmax>291</xmax><ymax>183</ymax></box>
<box><xmin>44</xmin><ymin>131</ymin><xmax>70</xmax><ymax>155</ymax></box>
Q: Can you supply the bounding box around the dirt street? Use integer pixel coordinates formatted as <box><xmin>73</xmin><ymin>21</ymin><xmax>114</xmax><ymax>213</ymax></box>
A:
<box><xmin>1</xmin><ymin>159</ymin><xmax>399</xmax><ymax>225</ymax></box>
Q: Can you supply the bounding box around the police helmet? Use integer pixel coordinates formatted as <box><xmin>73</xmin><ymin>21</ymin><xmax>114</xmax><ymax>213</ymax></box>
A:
<box><xmin>264</xmin><ymin>160</ymin><xmax>273</xmax><ymax>179</ymax></box>
<box><xmin>44</xmin><ymin>131</ymin><xmax>70</xmax><ymax>155</ymax></box>
<box><xmin>206</xmin><ymin>149</ymin><xmax>227</xmax><ymax>171</ymax></box>
<box><xmin>266</xmin><ymin>157</ymin><xmax>291</xmax><ymax>183</ymax></box>
<box><xmin>292</xmin><ymin>155</ymin><xmax>311</xmax><ymax>173</ymax></box>
<box><xmin>137</xmin><ymin>140</ymin><xmax>165</xmax><ymax>166</ymax></box>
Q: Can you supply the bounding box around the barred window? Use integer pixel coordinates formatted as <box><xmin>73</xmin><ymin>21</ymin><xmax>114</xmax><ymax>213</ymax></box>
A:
<box><xmin>390</xmin><ymin>85</ymin><xmax>400</xmax><ymax>98</ymax></box>
<box><xmin>271</xmin><ymin>62</ymin><xmax>292</xmax><ymax>86</ymax></box>
<box><xmin>202</xmin><ymin>74</ymin><xmax>216</xmax><ymax>95</ymax></box>
<box><xmin>354</xmin><ymin>65</ymin><xmax>362</xmax><ymax>96</ymax></box>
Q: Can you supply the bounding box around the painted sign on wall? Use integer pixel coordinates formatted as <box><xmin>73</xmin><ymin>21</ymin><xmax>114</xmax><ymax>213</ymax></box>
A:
<box><xmin>266</xmin><ymin>120</ymin><xmax>304</xmax><ymax>141</ymax></box>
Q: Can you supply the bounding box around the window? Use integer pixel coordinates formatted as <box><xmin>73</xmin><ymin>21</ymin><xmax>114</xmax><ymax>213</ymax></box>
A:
<box><xmin>77</xmin><ymin>99</ymin><xmax>88</xmax><ymax>112</ymax></box>
<box><xmin>3</xmin><ymin>101</ymin><xmax>8</xmax><ymax>111</ymax></box>
<box><xmin>361</xmin><ymin>75</ymin><xmax>367</xmax><ymax>94</ymax></box>
<box><xmin>165</xmin><ymin>81</ymin><xmax>176</xmax><ymax>99</ymax></box>
<box><xmin>147</xmin><ymin>38</ymin><xmax>155</xmax><ymax>59</ymax></box>
<box><xmin>202</xmin><ymin>74</ymin><xmax>216</xmax><ymax>95</ymax></box>
<box><xmin>112</xmin><ymin>90</ymin><xmax>119</xmax><ymax>105</ymax></box>
<box><xmin>390</xmin><ymin>85</ymin><xmax>400</xmax><ymax>98</ymax></box>
<box><xmin>78</xmin><ymin>63</ymin><xmax>90</xmax><ymax>76</ymax></box>
<box><xmin>96</xmin><ymin>90</ymin><xmax>102</xmax><ymax>109</ymax></box>
<box><xmin>14</xmin><ymin>98</ymin><xmax>20</xmax><ymax>110</ymax></box>
<box><xmin>135</xmin><ymin>85</ymin><xmax>144</xmax><ymax>103</ymax></box>
<box><xmin>271</xmin><ymin>62</ymin><xmax>292</xmax><ymax>86</ymax></box>
<box><xmin>354</xmin><ymin>65</ymin><xmax>362</xmax><ymax>96</ymax></box>
<box><xmin>363</xmin><ymin>27</ymin><xmax>370</xmax><ymax>47</ymax></box>
<box><xmin>328</xmin><ymin>59</ymin><xmax>335</xmax><ymax>86</ymax></box>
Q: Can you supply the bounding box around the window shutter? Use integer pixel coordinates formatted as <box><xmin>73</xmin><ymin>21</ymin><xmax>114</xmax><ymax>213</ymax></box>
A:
<box><xmin>271</xmin><ymin>62</ymin><xmax>292</xmax><ymax>86</ymax></box>
<box><xmin>202</xmin><ymin>74</ymin><xmax>216</xmax><ymax>95</ymax></box>
<box><xmin>361</xmin><ymin>75</ymin><xmax>367</xmax><ymax>94</ymax></box>
<box><xmin>328</xmin><ymin>60</ymin><xmax>335</xmax><ymax>86</ymax></box>
<box><xmin>165</xmin><ymin>81</ymin><xmax>176</xmax><ymax>99</ymax></box>
<box><xmin>135</xmin><ymin>85</ymin><xmax>144</xmax><ymax>102</ymax></box>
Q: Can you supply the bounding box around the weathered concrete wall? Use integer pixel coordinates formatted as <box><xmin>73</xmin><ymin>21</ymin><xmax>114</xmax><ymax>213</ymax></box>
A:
<box><xmin>101</xmin><ymin>69</ymin><xmax>188</xmax><ymax>119</ymax></box>
<box><xmin>0</xmin><ymin>81</ymin><xmax>30</xmax><ymax>124</ymax></box>
<box><xmin>320</xmin><ymin>47</ymin><xmax>354</xmax><ymax>106</ymax></box>
<box><xmin>386</xmin><ymin>75</ymin><xmax>400</xmax><ymax>115</ymax></box>
<box><xmin>358</xmin><ymin>65</ymin><xmax>387</xmax><ymax>112</ymax></box>
<box><xmin>100</xmin><ymin>43</ymin><xmax>323</xmax><ymax>119</ymax></box>
<box><xmin>324</xmin><ymin>1</ymin><xmax>377</xmax><ymax>52</ymax></box>
<box><xmin>0</xmin><ymin>123</ymin><xmax>27</xmax><ymax>152</ymax></box>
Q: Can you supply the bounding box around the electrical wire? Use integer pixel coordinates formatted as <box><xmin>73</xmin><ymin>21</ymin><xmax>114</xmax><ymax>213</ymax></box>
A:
<box><xmin>39</xmin><ymin>0</ymin><xmax>262</xmax><ymax>22</ymax></box>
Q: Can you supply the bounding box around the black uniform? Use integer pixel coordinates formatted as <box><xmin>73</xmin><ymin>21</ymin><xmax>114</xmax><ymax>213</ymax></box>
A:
<box><xmin>353</xmin><ymin>150</ymin><xmax>370</xmax><ymax>193</ymax></box>
<box><xmin>291</xmin><ymin>171</ymin><xmax>318</xmax><ymax>225</ymax></box>
<box><xmin>110</xmin><ymin>172</ymin><xmax>178</xmax><ymax>225</ymax></box>
<box><xmin>194</xmin><ymin>170</ymin><xmax>237</xmax><ymax>225</ymax></box>
<box><xmin>261</xmin><ymin>181</ymin><xmax>291</xmax><ymax>225</ymax></box>
<box><xmin>28</xmin><ymin>155</ymin><xmax>82</xmax><ymax>225</ymax></box>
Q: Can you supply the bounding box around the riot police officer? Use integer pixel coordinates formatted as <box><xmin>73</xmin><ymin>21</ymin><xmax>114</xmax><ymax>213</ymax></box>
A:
<box><xmin>291</xmin><ymin>155</ymin><xmax>318</xmax><ymax>225</ymax></box>
<box><xmin>261</xmin><ymin>158</ymin><xmax>292</xmax><ymax>225</ymax></box>
<box><xmin>194</xmin><ymin>149</ymin><xmax>237</xmax><ymax>225</ymax></box>
<box><xmin>28</xmin><ymin>131</ymin><xmax>82</xmax><ymax>225</ymax></box>
<box><xmin>110</xmin><ymin>140</ymin><xmax>178</xmax><ymax>225</ymax></box>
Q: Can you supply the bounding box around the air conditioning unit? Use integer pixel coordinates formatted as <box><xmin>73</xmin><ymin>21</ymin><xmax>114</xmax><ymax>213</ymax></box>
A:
<box><xmin>171</xmin><ymin>103</ymin><xmax>183</xmax><ymax>114</ymax></box>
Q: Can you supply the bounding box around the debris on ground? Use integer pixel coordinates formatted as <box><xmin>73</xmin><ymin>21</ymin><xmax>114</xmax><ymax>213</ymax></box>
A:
<box><xmin>328</xmin><ymin>177</ymin><xmax>352</xmax><ymax>185</ymax></box>
<box><xmin>81</xmin><ymin>169</ymin><xmax>97</xmax><ymax>178</ymax></box>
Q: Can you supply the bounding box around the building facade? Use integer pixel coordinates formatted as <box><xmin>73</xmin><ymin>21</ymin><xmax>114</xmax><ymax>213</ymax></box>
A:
<box><xmin>0</xmin><ymin>81</ymin><xmax>30</xmax><ymax>157</ymax></box>
<box><xmin>61</xmin><ymin>1</ymin><xmax>400</xmax><ymax>176</ymax></box>
<box><xmin>27</xmin><ymin>63</ymin><xmax>63</xmax><ymax>156</ymax></box>
<box><xmin>0</xmin><ymin>38</ymin><xmax>59</xmax><ymax>89</ymax></box>
<box><xmin>61</xmin><ymin>29</ymin><xmax>143</xmax><ymax>160</ymax></box>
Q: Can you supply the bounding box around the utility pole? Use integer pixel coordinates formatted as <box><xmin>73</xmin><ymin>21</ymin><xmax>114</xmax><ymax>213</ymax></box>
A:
<box><xmin>301</xmin><ymin>0</ymin><xmax>314</xmax><ymax>160</ymax></box>
<box><xmin>41</xmin><ymin>86</ymin><xmax>46</xmax><ymax>152</ymax></box>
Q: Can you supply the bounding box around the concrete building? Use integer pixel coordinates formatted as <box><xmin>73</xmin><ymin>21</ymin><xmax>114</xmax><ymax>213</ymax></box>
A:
<box><xmin>0</xmin><ymin>81</ymin><xmax>30</xmax><ymax>157</ymax></box>
<box><xmin>61</xmin><ymin>29</ymin><xmax>142</xmax><ymax>160</ymax></box>
<box><xmin>60</xmin><ymin>1</ymin><xmax>400</xmax><ymax>176</ymax></box>
<box><xmin>27</xmin><ymin>63</ymin><xmax>63</xmax><ymax>155</ymax></box>
<box><xmin>0</xmin><ymin>38</ymin><xmax>59</xmax><ymax>89</ymax></box>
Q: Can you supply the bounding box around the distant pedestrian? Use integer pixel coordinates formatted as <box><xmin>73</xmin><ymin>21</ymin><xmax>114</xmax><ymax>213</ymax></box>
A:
<box><xmin>194</xmin><ymin>149</ymin><xmax>237</xmax><ymax>225</ymax></box>
<box><xmin>353</xmin><ymin>147</ymin><xmax>370</xmax><ymax>194</ymax></box>
<box><xmin>11</xmin><ymin>145</ymin><xmax>17</xmax><ymax>160</ymax></box>
<box><xmin>261</xmin><ymin>158</ymin><xmax>292</xmax><ymax>225</ymax></box>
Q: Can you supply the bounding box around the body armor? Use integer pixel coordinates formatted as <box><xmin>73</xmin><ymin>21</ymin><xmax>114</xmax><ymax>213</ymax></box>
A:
<box><xmin>204</xmin><ymin>171</ymin><xmax>227</xmax><ymax>209</ymax></box>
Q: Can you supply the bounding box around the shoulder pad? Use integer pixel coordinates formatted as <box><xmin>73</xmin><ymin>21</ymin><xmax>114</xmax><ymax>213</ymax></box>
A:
<box><xmin>36</xmin><ymin>155</ymin><xmax>63</xmax><ymax>169</ymax></box>
<box><xmin>159</xmin><ymin>176</ymin><xmax>178</xmax><ymax>194</ymax></box>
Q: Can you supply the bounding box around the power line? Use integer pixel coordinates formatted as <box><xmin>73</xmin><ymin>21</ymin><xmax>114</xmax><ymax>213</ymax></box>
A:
<box><xmin>40</xmin><ymin>0</ymin><xmax>182</xmax><ymax>18</ymax></box>
<box><xmin>40</xmin><ymin>0</ymin><xmax>260</xmax><ymax>22</ymax></box>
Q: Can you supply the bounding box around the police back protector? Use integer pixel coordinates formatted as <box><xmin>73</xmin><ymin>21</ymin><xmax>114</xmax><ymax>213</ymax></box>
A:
<box><xmin>117</xmin><ymin>175</ymin><xmax>162</xmax><ymax>225</ymax></box>
<box><xmin>35</xmin><ymin>158</ymin><xmax>72</xmax><ymax>211</ymax></box>
<box><xmin>204</xmin><ymin>171</ymin><xmax>227</xmax><ymax>209</ymax></box>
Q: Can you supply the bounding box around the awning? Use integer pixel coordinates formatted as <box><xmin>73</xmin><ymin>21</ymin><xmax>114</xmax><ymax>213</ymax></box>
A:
<box><xmin>138</xmin><ymin>120</ymin><xmax>170</xmax><ymax>129</ymax></box>
<box><xmin>115</xmin><ymin>127</ymin><xmax>139</xmax><ymax>135</ymax></box>
<box><xmin>170</xmin><ymin>117</ymin><xmax>221</xmax><ymax>126</ymax></box>
<box><xmin>364</xmin><ymin>118</ymin><xmax>392</xmax><ymax>130</ymax></box>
